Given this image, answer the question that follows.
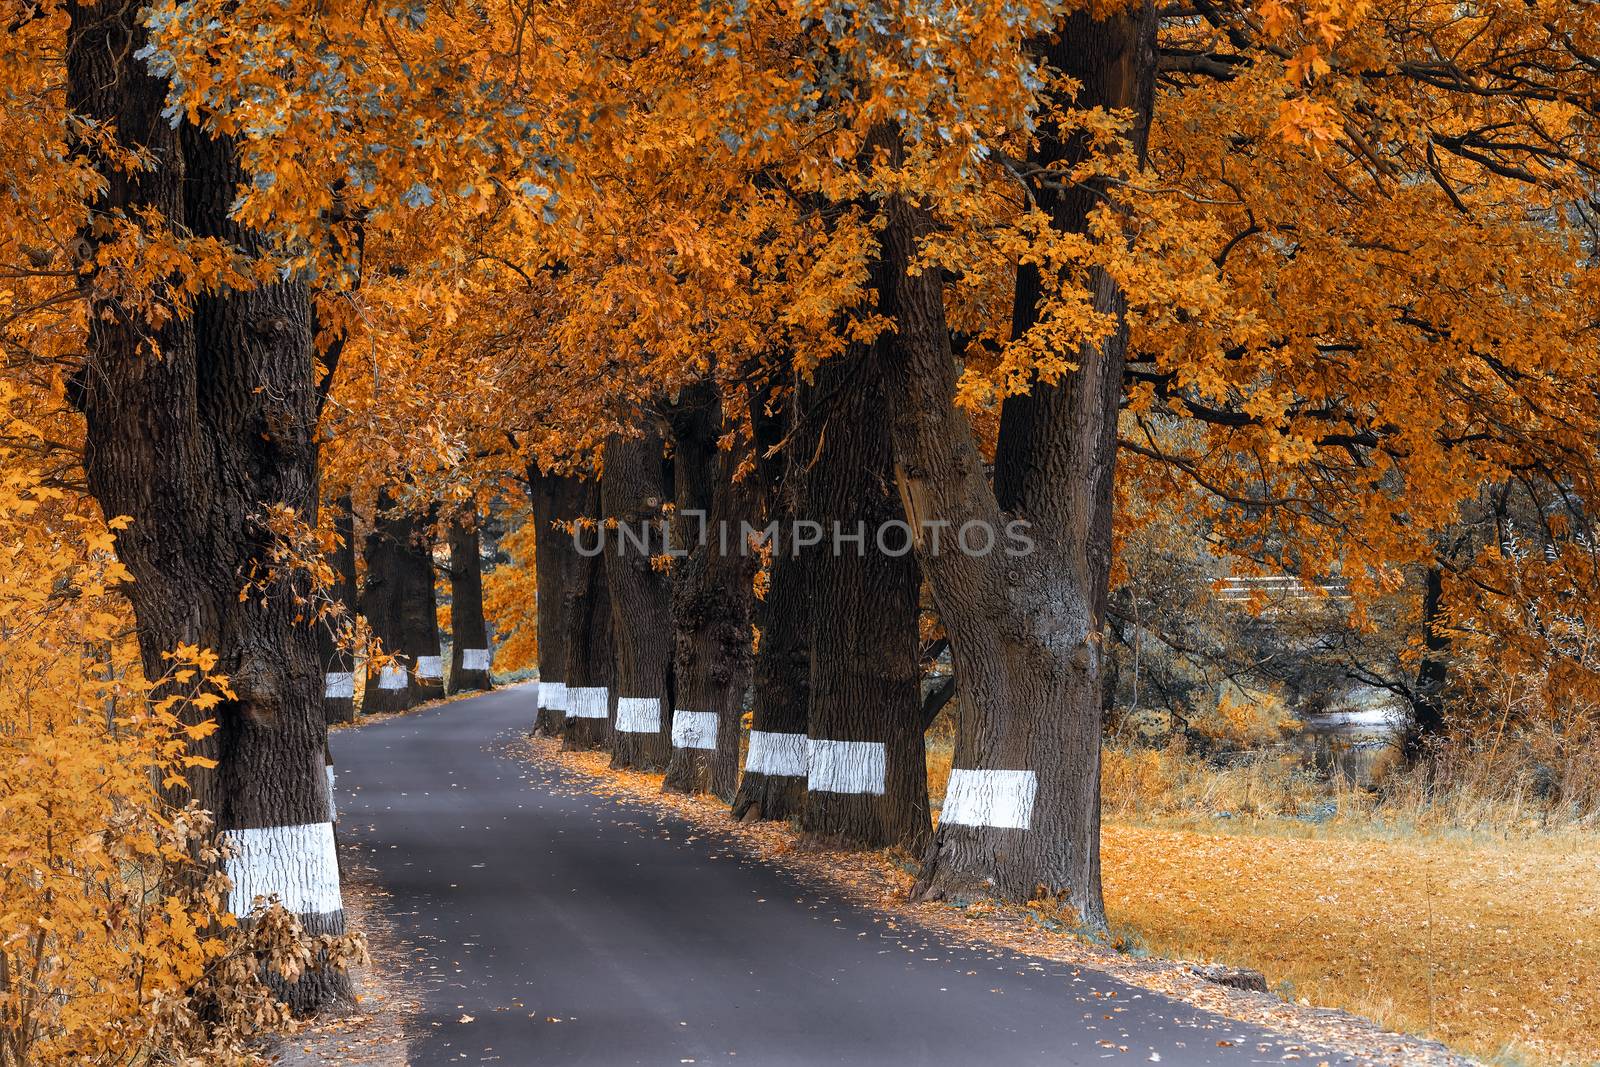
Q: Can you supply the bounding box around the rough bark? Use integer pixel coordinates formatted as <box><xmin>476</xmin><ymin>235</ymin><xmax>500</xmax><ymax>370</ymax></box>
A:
<box><xmin>529</xmin><ymin>470</ymin><xmax>586</xmax><ymax>736</ymax></box>
<box><xmin>663</xmin><ymin>389</ymin><xmax>757</xmax><ymax>799</ymax></box>
<box><xmin>732</xmin><ymin>384</ymin><xmax>812</xmax><ymax>822</ymax></box>
<box><xmin>361</xmin><ymin>491</ymin><xmax>416</xmax><ymax>715</ymax></box>
<box><xmin>799</xmin><ymin>353</ymin><xmax>930</xmax><ymax>853</ymax></box>
<box><xmin>601</xmin><ymin>428</ymin><xmax>676</xmax><ymax>769</ymax></box>
<box><xmin>395</xmin><ymin>508</ymin><xmax>446</xmax><ymax>702</ymax></box>
<box><xmin>67</xmin><ymin>0</ymin><xmax>348</xmax><ymax>1010</ymax></box>
<box><xmin>563</xmin><ymin>479</ymin><xmax>615</xmax><ymax>751</ymax></box>
<box><xmin>1405</xmin><ymin>563</ymin><xmax>1449</xmax><ymax>761</ymax></box>
<box><xmin>447</xmin><ymin>515</ymin><xmax>493</xmax><ymax>694</ymax></box>
<box><xmin>873</xmin><ymin>8</ymin><xmax>1157</xmax><ymax>927</ymax></box>
<box><xmin>320</xmin><ymin>495</ymin><xmax>359</xmax><ymax>724</ymax></box>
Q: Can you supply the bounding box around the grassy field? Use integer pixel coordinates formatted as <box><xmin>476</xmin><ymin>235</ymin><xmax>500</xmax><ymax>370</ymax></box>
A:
<box><xmin>1101</xmin><ymin>821</ymin><xmax>1598</xmax><ymax>1066</ymax></box>
<box><xmin>929</xmin><ymin>741</ymin><xmax>1600</xmax><ymax>1066</ymax></box>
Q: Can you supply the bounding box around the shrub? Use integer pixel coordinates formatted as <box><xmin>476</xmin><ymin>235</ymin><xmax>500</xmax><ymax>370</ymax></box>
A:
<box><xmin>0</xmin><ymin>463</ymin><xmax>353</xmax><ymax>1066</ymax></box>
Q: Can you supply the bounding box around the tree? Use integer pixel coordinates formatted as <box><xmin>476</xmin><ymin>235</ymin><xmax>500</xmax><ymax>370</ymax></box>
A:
<box><xmin>863</xmin><ymin>7</ymin><xmax>1158</xmax><ymax>924</ymax></box>
<box><xmin>398</xmin><ymin>507</ymin><xmax>446</xmax><ymax>702</ymax></box>
<box><xmin>528</xmin><ymin>471</ymin><xmax>586</xmax><ymax>735</ymax></box>
<box><xmin>799</xmin><ymin>353</ymin><xmax>931</xmax><ymax>852</ymax></box>
<box><xmin>564</xmin><ymin>481</ymin><xmax>616</xmax><ymax>752</ymax></box>
<box><xmin>602</xmin><ymin>427</ymin><xmax>677</xmax><ymax>770</ymax></box>
<box><xmin>731</xmin><ymin>385</ymin><xmax>813</xmax><ymax>822</ymax></box>
<box><xmin>319</xmin><ymin>496</ymin><xmax>360</xmax><ymax>724</ymax></box>
<box><xmin>65</xmin><ymin>0</ymin><xmax>351</xmax><ymax>1008</ymax></box>
<box><xmin>447</xmin><ymin>513</ymin><xmax>494</xmax><ymax>693</ymax></box>
<box><xmin>663</xmin><ymin>384</ymin><xmax>758</xmax><ymax>798</ymax></box>
<box><xmin>362</xmin><ymin>491</ymin><xmax>417</xmax><ymax>715</ymax></box>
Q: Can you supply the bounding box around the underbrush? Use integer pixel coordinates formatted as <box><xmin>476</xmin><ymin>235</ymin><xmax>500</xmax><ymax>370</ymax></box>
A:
<box><xmin>0</xmin><ymin>651</ymin><xmax>358</xmax><ymax>1067</ymax></box>
<box><xmin>1377</xmin><ymin>723</ymin><xmax>1600</xmax><ymax>832</ymax></box>
<box><xmin>1099</xmin><ymin>742</ymin><xmax>1328</xmax><ymax>820</ymax></box>
<box><xmin>1092</xmin><ymin>724</ymin><xmax>1600</xmax><ymax>834</ymax></box>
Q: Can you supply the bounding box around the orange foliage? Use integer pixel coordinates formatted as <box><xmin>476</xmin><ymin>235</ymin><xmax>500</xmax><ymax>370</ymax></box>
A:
<box><xmin>482</xmin><ymin>511</ymin><xmax>540</xmax><ymax>676</ymax></box>
<box><xmin>176</xmin><ymin>0</ymin><xmax>1600</xmax><ymax>730</ymax></box>
<box><xmin>0</xmin><ymin>447</ymin><xmax>314</xmax><ymax>1063</ymax></box>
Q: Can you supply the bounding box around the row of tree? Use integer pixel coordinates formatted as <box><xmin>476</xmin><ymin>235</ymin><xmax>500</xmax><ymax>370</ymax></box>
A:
<box><xmin>526</xmin><ymin>368</ymin><xmax>938</xmax><ymax>851</ymax></box>
<box><xmin>336</xmin><ymin>496</ymin><xmax>496</xmax><ymax>719</ymax></box>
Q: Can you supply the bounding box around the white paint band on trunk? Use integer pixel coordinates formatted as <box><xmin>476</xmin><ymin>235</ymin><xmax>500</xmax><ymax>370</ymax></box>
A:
<box><xmin>416</xmin><ymin>655</ymin><xmax>443</xmax><ymax>680</ymax></box>
<box><xmin>376</xmin><ymin>664</ymin><xmax>408</xmax><ymax>690</ymax></box>
<box><xmin>671</xmin><ymin>710</ymin><xmax>718</xmax><ymax>750</ymax></box>
<box><xmin>940</xmin><ymin>768</ymin><xmax>1037</xmax><ymax>830</ymax></box>
<box><xmin>806</xmin><ymin>739</ymin><xmax>886</xmax><ymax>795</ymax></box>
<box><xmin>461</xmin><ymin>647</ymin><xmax>492</xmax><ymax>671</ymax></box>
<box><xmin>538</xmin><ymin>680</ymin><xmax>569</xmax><ymax>712</ymax></box>
<box><xmin>325</xmin><ymin>765</ymin><xmax>337</xmax><ymax>822</ymax></box>
<box><xmin>222</xmin><ymin>821</ymin><xmax>342</xmax><ymax>917</ymax></box>
<box><xmin>569</xmin><ymin>686</ymin><xmax>610</xmax><ymax>719</ymax></box>
<box><xmin>615</xmin><ymin>696</ymin><xmax>662</xmax><ymax>733</ymax></box>
<box><xmin>745</xmin><ymin>731</ymin><xmax>808</xmax><ymax>776</ymax></box>
<box><xmin>323</xmin><ymin>671</ymin><xmax>355</xmax><ymax>699</ymax></box>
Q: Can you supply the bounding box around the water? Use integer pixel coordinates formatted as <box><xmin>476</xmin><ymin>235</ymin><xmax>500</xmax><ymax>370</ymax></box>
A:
<box><xmin>1296</xmin><ymin>687</ymin><xmax>1405</xmax><ymax>785</ymax></box>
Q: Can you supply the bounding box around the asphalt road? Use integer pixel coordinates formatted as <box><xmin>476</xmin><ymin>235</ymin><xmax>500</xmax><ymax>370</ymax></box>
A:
<box><xmin>331</xmin><ymin>684</ymin><xmax>1345</xmax><ymax>1066</ymax></box>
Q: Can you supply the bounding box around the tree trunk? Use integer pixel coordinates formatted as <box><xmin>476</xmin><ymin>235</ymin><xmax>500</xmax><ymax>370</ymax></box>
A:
<box><xmin>447</xmin><ymin>515</ymin><xmax>493</xmax><ymax>694</ymax></box>
<box><xmin>799</xmin><ymin>353</ymin><xmax>930</xmax><ymax>853</ymax></box>
<box><xmin>528</xmin><ymin>470</ymin><xmax>585</xmax><ymax>735</ymax></box>
<box><xmin>396</xmin><ymin>507</ymin><xmax>446</xmax><ymax>702</ymax></box>
<box><xmin>732</xmin><ymin>384</ymin><xmax>812</xmax><ymax>822</ymax></box>
<box><xmin>602</xmin><ymin>429</ymin><xmax>676</xmax><ymax>769</ymax></box>
<box><xmin>873</xmin><ymin>8</ymin><xmax>1156</xmax><ymax>928</ymax></box>
<box><xmin>67</xmin><ymin>0</ymin><xmax>348</xmax><ymax>1010</ymax></box>
<box><xmin>564</xmin><ymin>479</ymin><xmax>615</xmax><ymax>751</ymax></box>
<box><xmin>320</xmin><ymin>495</ymin><xmax>359</xmax><ymax>724</ymax></box>
<box><xmin>663</xmin><ymin>389</ymin><xmax>757</xmax><ymax>799</ymax></box>
<box><xmin>732</xmin><ymin>549</ymin><xmax>812</xmax><ymax>821</ymax></box>
<box><xmin>361</xmin><ymin>490</ymin><xmax>416</xmax><ymax>715</ymax></box>
<box><xmin>1405</xmin><ymin>563</ymin><xmax>1449</xmax><ymax>761</ymax></box>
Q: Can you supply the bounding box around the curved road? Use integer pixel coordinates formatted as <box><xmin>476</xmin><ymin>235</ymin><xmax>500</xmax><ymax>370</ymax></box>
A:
<box><xmin>331</xmin><ymin>684</ymin><xmax>1346</xmax><ymax>1066</ymax></box>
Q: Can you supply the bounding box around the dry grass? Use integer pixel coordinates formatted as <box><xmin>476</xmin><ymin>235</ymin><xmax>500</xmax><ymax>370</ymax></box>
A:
<box><xmin>1100</xmin><ymin>742</ymin><xmax>1328</xmax><ymax>819</ymax></box>
<box><xmin>927</xmin><ymin>739</ymin><xmax>1600</xmax><ymax>1065</ymax></box>
<box><xmin>1372</xmin><ymin>731</ymin><xmax>1600</xmax><ymax>834</ymax></box>
<box><xmin>1102</xmin><ymin>823</ymin><xmax>1599</xmax><ymax>1067</ymax></box>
